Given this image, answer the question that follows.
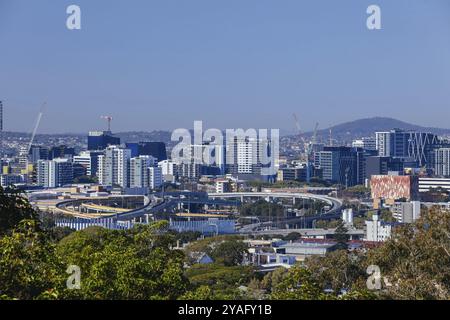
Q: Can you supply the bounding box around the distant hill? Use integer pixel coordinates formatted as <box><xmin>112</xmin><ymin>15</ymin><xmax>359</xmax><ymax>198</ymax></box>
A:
<box><xmin>302</xmin><ymin>117</ymin><xmax>450</xmax><ymax>143</ymax></box>
<box><xmin>5</xmin><ymin>117</ymin><xmax>450</xmax><ymax>147</ymax></box>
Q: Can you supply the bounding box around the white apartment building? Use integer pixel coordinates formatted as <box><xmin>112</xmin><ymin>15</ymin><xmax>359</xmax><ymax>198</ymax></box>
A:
<box><xmin>237</xmin><ymin>140</ymin><xmax>255</xmax><ymax>174</ymax></box>
<box><xmin>365</xmin><ymin>214</ymin><xmax>392</xmax><ymax>242</ymax></box>
<box><xmin>37</xmin><ymin>158</ymin><xmax>73</xmax><ymax>188</ymax></box>
<box><xmin>158</xmin><ymin>160</ymin><xmax>176</xmax><ymax>176</ymax></box>
<box><xmin>130</xmin><ymin>155</ymin><xmax>159</xmax><ymax>189</ymax></box>
<box><xmin>375</xmin><ymin>132</ymin><xmax>391</xmax><ymax>157</ymax></box>
<box><xmin>97</xmin><ymin>146</ymin><xmax>131</xmax><ymax>188</ymax></box>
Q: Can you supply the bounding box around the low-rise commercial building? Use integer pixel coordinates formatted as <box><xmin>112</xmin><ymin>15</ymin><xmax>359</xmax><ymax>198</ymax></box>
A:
<box><xmin>365</xmin><ymin>214</ymin><xmax>392</xmax><ymax>242</ymax></box>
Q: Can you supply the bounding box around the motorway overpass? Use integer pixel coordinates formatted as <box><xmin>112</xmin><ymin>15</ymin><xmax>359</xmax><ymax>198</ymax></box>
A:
<box><xmin>209</xmin><ymin>192</ymin><xmax>343</xmax><ymax>233</ymax></box>
<box><xmin>53</xmin><ymin>191</ymin><xmax>344</xmax><ymax>230</ymax></box>
<box><xmin>208</xmin><ymin>192</ymin><xmax>342</xmax><ymax>214</ymax></box>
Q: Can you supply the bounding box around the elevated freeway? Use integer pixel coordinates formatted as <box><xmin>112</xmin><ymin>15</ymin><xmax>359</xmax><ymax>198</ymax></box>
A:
<box><xmin>209</xmin><ymin>192</ymin><xmax>343</xmax><ymax>233</ymax></box>
<box><xmin>53</xmin><ymin>191</ymin><xmax>344</xmax><ymax>232</ymax></box>
<box><xmin>208</xmin><ymin>192</ymin><xmax>342</xmax><ymax>214</ymax></box>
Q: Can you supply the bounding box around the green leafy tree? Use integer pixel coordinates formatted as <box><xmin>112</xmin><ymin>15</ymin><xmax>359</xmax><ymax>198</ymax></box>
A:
<box><xmin>239</xmin><ymin>199</ymin><xmax>285</xmax><ymax>221</ymax></box>
<box><xmin>259</xmin><ymin>267</ymin><xmax>289</xmax><ymax>293</ymax></box>
<box><xmin>210</xmin><ymin>240</ymin><xmax>248</xmax><ymax>266</ymax></box>
<box><xmin>184</xmin><ymin>235</ymin><xmax>244</xmax><ymax>264</ymax></box>
<box><xmin>284</xmin><ymin>232</ymin><xmax>302</xmax><ymax>242</ymax></box>
<box><xmin>368</xmin><ymin>208</ymin><xmax>450</xmax><ymax>299</ymax></box>
<box><xmin>0</xmin><ymin>220</ymin><xmax>66</xmax><ymax>300</ymax></box>
<box><xmin>271</xmin><ymin>266</ymin><xmax>330</xmax><ymax>300</ymax></box>
<box><xmin>180</xmin><ymin>285</ymin><xmax>233</xmax><ymax>300</ymax></box>
<box><xmin>184</xmin><ymin>264</ymin><xmax>254</xmax><ymax>299</ymax></box>
<box><xmin>306</xmin><ymin>250</ymin><xmax>368</xmax><ymax>295</ymax></box>
<box><xmin>0</xmin><ymin>187</ymin><xmax>38</xmax><ymax>235</ymax></box>
<box><xmin>334</xmin><ymin>220</ymin><xmax>349</xmax><ymax>250</ymax></box>
<box><xmin>171</xmin><ymin>231</ymin><xmax>202</xmax><ymax>245</ymax></box>
<box><xmin>58</xmin><ymin>221</ymin><xmax>189</xmax><ymax>300</ymax></box>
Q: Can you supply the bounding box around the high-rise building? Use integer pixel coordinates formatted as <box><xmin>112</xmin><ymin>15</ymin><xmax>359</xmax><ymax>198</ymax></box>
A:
<box><xmin>97</xmin><ymin>146</ymin><xmax>131</xmax><ymax>188</ymax></box>
<box><xmin>148</xmin><ymin>167</ymin><xmax>163</xmax><ymax>189</ymax></box>
<box><xmin>88</xmin><ymin>131</ymin><xmax>121</xmax><ymax>151</ymax></box>
<box><xmin>130</xmin><ymin>156</ymin><xmax>162</xmax><ymax>190</ymax></box>
<box><xmin>129</xmin><ymin>155</ymin><xmax>157</xmax><ymax>188</ymax></box>
<box><xmin>376</xmin><ymin>129</ymin><xmax>441</xmax><ymax>167</ymax></box>
<box><xmin>225</xmin><ymin>136</ymin><xmax>276</xmax><ymax>180</ymax></box>
<box><xmin>376</xmin><ymin>129</ymin><xmax>409</xmax><ymax>158</ymax></box>
<box><xmin>314</xmin><ymin>146</ymin><xmax>366</xmax><ymax>187</ymax></box>
<box><xmin>37</xmin><ymin>158</ymin><xmax>74</xmax><ymax>188</ymax></box>
<box><xmin>408</xmin><ymin>131</ymin><xmax>442</xmax><ymax>167</ymax></box>
<box><xmin>434</xmin><ymin>148</ymin><xmax>450</xmax><ymax>177</ymax></box>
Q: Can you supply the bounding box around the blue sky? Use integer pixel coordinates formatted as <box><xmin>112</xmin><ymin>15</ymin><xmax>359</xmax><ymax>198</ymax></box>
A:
<box><xmin>1</xmin><ymin>0</ymin><xmax>450</xmax><ymax>133</ymax></box>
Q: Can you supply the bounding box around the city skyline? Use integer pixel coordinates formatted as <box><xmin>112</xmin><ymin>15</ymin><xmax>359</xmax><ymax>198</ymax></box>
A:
<box><xmin>1</xmin><ymin>0</ymin><xmax>450</xmax><ymax>133</ymax></box>
<box><xmin>2</xmin><ymin>0</ymin><xmax>450</xmax><ymax>305</ymax></box>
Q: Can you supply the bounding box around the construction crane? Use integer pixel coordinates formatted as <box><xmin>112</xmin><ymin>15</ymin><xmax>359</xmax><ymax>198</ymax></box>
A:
<box><xmin>292</xmin><ymin>113</ymin><xmax>302</xmax><ymax>135</ymax></box>
<box><xmin>27</xmin><ymin>102</ymin><xmax>46</xmax><ymax>154</ymax></box>
<box><xmin>101</xmin><ymin>115</ymin><xmax>113</xmax><ymax>132</ymax></box>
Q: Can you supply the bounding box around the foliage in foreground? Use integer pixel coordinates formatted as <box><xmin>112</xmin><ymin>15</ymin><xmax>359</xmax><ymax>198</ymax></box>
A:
<box><xmin>1</xmin><ymin>188</ymin><xmax>450</xmax><ymax>300</ymax></box>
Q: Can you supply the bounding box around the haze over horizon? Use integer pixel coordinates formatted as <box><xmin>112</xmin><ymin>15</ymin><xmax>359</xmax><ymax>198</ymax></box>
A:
<box><xmin>3</xmin><ymin>116</ymin><xmax>450</xmax><ymax>137</ymax></box>
<box><xmin>1</xmin><ymin>0</ymin><xmax>450</xmax><ymax>133</ymax></box>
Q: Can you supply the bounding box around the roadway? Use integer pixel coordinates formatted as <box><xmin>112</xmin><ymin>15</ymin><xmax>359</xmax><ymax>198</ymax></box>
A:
<box><xmin>53</xmin><ymin>191</ymin><xmax>344</xmax><ymax>232</ymax></box>
<box><xmin>208</xmin><ymin>192</ymin><xmax>343</xmax><ymax>233</ymax></box>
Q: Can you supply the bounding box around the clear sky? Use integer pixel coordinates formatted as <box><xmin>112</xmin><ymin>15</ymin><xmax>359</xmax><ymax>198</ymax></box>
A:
<box><xmin>1</xmin><ymin>0</ymin><xmax>450</xmax><ymax>133</ymax></box>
